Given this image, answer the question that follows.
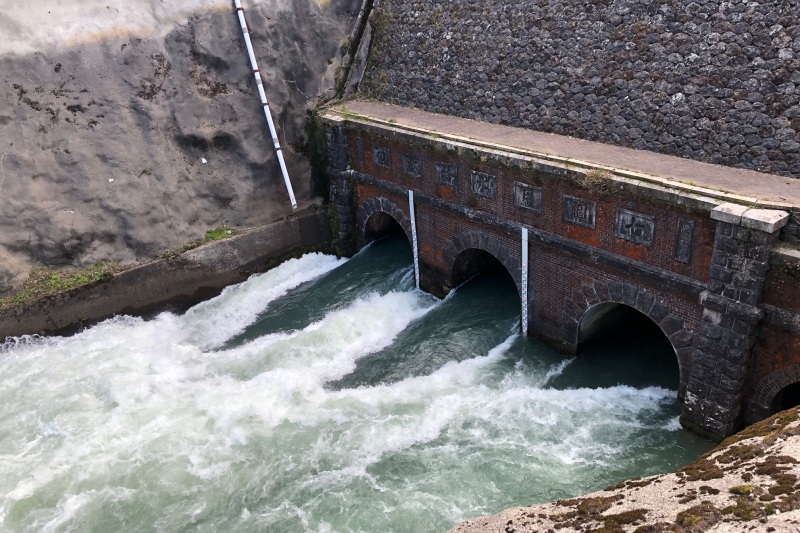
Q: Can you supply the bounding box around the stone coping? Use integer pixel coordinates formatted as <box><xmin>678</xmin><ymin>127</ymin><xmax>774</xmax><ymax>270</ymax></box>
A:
<box><xmin>322</xmin><ymin>100</ymin><xmax>800</xmax><ymax>213</ymax></box>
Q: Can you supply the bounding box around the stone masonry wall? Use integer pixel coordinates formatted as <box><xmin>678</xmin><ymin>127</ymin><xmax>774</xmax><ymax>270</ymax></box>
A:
<box><xmin>361</xmin><ymin>0</ymin><xmax>800</xmax><ymax>178</ymax></box>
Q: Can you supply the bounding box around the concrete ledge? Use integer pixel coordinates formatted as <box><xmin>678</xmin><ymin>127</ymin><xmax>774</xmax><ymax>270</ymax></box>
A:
<box><xmin>741</xmin><ymin>208</ymin><xmax>791</xmax><ymax>233</ymax></box>
<box><xmin>711</xmin><ymin>203</ymin><xmax>751</xmax><ymax>225</ymax></box>
<box><xmin>0</xmin><ymin>206</ymin><xmax>333</xmax><ymax>342</ymax></box>
<box><xmin>712</xmin><ymin>203</ymin><xmax>790</xmax><ymax>233</ymax></box>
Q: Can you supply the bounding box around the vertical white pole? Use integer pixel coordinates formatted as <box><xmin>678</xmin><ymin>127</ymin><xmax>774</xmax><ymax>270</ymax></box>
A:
<box><xmin>234</xmin><ymin>0</ymin><xmax>298</xmax><ymax>209</ymax></box>
<box><xmin>409</xmin><ymin>190</ymin><xmax>420</xmax><ymax>289</ymax></box>
<box><xmin>521</xmin><ymin>227</ymin><xmax>529</xmax><ymax>335</ymax></box>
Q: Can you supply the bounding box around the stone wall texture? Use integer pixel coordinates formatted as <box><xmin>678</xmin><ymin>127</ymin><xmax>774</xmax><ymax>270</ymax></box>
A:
<box><xmin>361</xmin><ymin>0</ymin><xmax>800</xmax><ymax>178</ymax></box>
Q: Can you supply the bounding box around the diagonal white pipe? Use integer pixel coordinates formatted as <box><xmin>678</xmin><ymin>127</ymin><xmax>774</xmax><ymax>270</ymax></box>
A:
<box><xmin>233</xmin><ymin>0</ymin><xmax>298</xmax><ymax>209</ymax></box>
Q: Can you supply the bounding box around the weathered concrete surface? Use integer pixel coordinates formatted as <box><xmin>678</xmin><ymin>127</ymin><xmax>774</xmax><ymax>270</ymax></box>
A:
<box><xmin>0</xmin><ymin>205</ymin><xmax>332</xmax><ymax>342</ymax></box>
<box><xmin>447</xmin><ymin>408</ymin><xmax>800</xmax><ymax>533</ymax></box>
<box><xmin>0</xmin><ymin>0</ymin><xmax>360</xmax><ymax>295</ymax></box>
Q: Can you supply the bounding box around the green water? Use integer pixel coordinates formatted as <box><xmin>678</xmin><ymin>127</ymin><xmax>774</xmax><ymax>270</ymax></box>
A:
<box><xmin>0</xmin><ymin>235</ymin><xmax>712</xmax><ymax>532</ymax></box>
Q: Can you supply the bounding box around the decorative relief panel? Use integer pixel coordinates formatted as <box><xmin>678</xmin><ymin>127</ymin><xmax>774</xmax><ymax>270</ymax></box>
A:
<box><xmin>615</xmin><ymin>208</ymin><xmax>655</xmax><ymax>246</ymax></box>
<box><xmin>471</xmin><ymin>171</ymin><xmax>497</xmax><ymax>199</ymax></box>
<box><xmin>514</xmin><ymin>182</ymin><xmax>543</xmax><ymax>212</ymax></box>
<box><xmin>436</xmin><ymin>163</ymin><xmax>458</xmax><ymax>187</ymax></box>
<box><xmin>356</xmin><ymin>138</ymin><xmax>365</xmax><ymax>166</ymax></box>
<box><xmin>562</xmin><ymin>195</ymin><xmax>596</xmax><ymax>228</ymax></box>
<box><xmin>373</xmin><ymin>146</ymin><xmax>391</xmax><ymax>168</ymax></box>
<box><xmin>675</xmin><ymin>219</ymin><xmax>695</xmax><ymax>263</ymax></box>
<box><xmin>402</xmin><ymin>153</ymin><xmax>422</xmax><ymax>177</ymax></box>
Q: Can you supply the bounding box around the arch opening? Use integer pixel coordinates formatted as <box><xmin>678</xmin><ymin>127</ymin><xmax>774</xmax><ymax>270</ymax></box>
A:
<box><xmin>576</xmin><ymin>302</ymin><xmax>680</xmax><ymax>391</ymax></box>
<box><xmin>451</xmin><ymin>248</ymin><xmax>516</xmax><ymax>294</ymax></box>
<box><xmin>771</xmin><ymin>382</ymin><xmax>800</xmax><ymax>414</ymax></box>
<box><xmin>364</xmin><ymin>212</ymin><xmax>406</xmax><ymax>245</ymax></box>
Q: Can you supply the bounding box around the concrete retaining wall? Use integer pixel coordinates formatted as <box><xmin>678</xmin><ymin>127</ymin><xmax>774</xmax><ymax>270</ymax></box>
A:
<box><xmin>0</xmin><ymin>206</ymin><xmax>332</xmax><ymax>341</ymax></box>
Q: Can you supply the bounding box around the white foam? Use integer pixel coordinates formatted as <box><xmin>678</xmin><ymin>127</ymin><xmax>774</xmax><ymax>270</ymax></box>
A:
<box><xmin>181</xmin><ymin>252</ymin><xmax>346</xmax><ymax>348</ymax></box>
<box><xmin>0</xmin><ymin>253</ymin><xmax>698</xmax><ymax>532</ymax></box>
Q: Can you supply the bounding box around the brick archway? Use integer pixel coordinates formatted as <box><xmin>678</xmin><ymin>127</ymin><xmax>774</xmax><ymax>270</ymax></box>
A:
<box><xmin>356</xmin><ymin>196</ymin><xmax>413</xmax><ymax>247</ymax></box>
<box><xmin>564</xmin><ymin>281</ymin><xmax>694</xmax><ymax>394</ymax></box>
<box><xmin>746</xmin><ymin>364</ymin><xmax>800</xmax><ymax>423</ymax></box>
<box><xmin>443</xmin><ymin>230</ymin><xmax>522</xmax><ymax>297</ymax></box>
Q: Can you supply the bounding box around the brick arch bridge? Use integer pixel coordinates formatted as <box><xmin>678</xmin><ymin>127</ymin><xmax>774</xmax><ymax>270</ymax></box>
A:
<box><xmin>322</xmin><ymin>105</ymin><xmax>800</xmax><ymax>440</ymax></box>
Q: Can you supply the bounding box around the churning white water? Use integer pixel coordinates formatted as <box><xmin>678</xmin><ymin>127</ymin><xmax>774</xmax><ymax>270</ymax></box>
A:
<box><xmin>0</xmin><ymin>238</ymin><xmax>711</xmax><ymax>532</ymax></box>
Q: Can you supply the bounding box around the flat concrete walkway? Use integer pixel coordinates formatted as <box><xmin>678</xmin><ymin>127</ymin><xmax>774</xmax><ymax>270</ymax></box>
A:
<box><xmin>332</xmin><ymin>100</ymin><xmax>800</xmax><ymax>209</ymax></box>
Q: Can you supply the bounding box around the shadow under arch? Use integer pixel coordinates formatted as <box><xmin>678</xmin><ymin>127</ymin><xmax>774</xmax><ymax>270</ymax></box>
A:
<box><xmin>746</xmin><ymin>364</ymin><xmax>800</xmax><ymax>424</ymax></box>
<box><xmin>443</xmin><ymin>230</ymin><xmax>522</xmax><ymax>297</ymax></box>
<box><xmin>565</xmin><ymin>282</ymin><xmax>694</xmax><ymax>398</ymax></box>
<box><xmin>356</xmin><ymin>196</ymin><xmax>413</xmax><ymax>248</ymax></box>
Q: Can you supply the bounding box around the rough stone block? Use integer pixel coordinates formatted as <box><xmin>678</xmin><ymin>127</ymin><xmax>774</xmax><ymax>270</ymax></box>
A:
<box><xmin>607</xmin><ymin>281</ymin><xmax>624</xmax><ymax>301</ymax></box>
<box><xmin>698</xmin><ymin>293</ymin><xmax>732</xmax><ymax>318</ymax></box>
<box><xmin>714</xmin><ymin>235</ymin><xmax>740</xmax><ymax>254</ymax></box>
<box><xmin>661</xmin><ymin>315</ymin><xmax>684</xmax><ymax>335</ymax></box>
<box><xmin>711</xmin><ymin>203</ymin><xmax>750</xmax><ymax>225</ymax></box>
<box><xmin>710</xmin><ymin>265</ymin><xmax>734</xmax><ymax>283</ymax></box>
<box><xmin>741</xmin><ymin>208</ymin><xmax>790</xmax><ymax>233</ymax></box>
<box><xmin>622</xmin><ymin>283</ymin><xmax>639</xmax><ymax>306</ymax></box>
<box><xmin>564</xmin><ymin>298</ymin><xmax>582</xmax><ymax>322</ymax></box>
<box><xmin>702</xmin><ymin>308</ymin><xmax>723</xmax><ymax>325</ymax></box>
<box><xmin>669</xmin><ymin>329</ymin><xmax>694</xmax><ymax>349</ymax></box>
<box><xmin>696</xmin><ymin>335</ymin><xmax>717</xmax><ymax>352</ymax></box>
<box><xmin>741</xmin><ymin>244</ymin><xmax>769</xmax><ymax>262</ymax></box>
<box><xmin>650</xmin><ymin>301</ymin><xmax>669</xmax><ymax>323</ymax></box>
<box><xmin>702</xmin><ymin>323</ymin><xmax>724</xmax><ymax>340</ymax></box>
<box><xmin>722</xmin><ymin>329</ymin><xmax>747</xmax><ymax>350</ymax></box>
<box><xmin>594</xmin><ymin>281</ymin><xmax>611</xmax><ymax>302</ymax></box>
<box><xmin>635</xmin><ymin>291</ymin><xmax>655</xmax><ymax>314</ymax></box>
<box><xmin>738</xmin><ymin>289</ymin><xmax>759</xmax><ymax>306</ymax></box>
<box><xmin>708</xmin><ymin>279</ymin><xmax>725</xmax><ymax>293</ymax></box>
<box><xmin>711</xmin><ymin>250</ymin><xmax>728</xmax><ymax>266</ymax></box>
<box><xmin>582</xmin><ymin>285</ymin><xmax>600</xmax><ymax>306</ymax></box>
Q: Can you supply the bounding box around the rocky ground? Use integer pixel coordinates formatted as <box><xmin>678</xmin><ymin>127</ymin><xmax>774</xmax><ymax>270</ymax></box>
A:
<box><xmin>448</xmin><ymin>408</ymin><xmax>800</xmax><ymax>533</ymax></box>
<box><xmin>0</xmin><ymin>0</ymin><xmax>361</xmax><ymax>294</ymax></box>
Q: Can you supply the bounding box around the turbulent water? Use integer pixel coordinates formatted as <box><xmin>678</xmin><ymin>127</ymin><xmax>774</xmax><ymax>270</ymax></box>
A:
<box><xmin>0</xmin><ymin>236</ymin><xmax>712</xmax><ymax>533</ymax></box>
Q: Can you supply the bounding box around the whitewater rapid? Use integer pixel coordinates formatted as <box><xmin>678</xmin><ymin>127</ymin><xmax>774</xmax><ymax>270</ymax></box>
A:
<box><xmin>0</xmin><ymin>240</ymin><xmax>711</xmax><ymax>533</ymax></box>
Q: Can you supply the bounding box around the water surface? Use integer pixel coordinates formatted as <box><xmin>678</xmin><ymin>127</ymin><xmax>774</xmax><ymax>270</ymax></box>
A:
<box><xmin>0</xmin><ymin>235</ymin><xmax>712</xmax><ymax>532</ymax></box>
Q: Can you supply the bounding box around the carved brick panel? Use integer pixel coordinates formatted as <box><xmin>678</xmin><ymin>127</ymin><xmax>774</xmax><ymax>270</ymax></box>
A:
<box><xmin>436</xmin><ymin>163</ymin><xmax>458</xmax><ymax>187</ymax></box>
<box><xmin>675</xmin><ymin>219</ymin><xmax>695</xmax><ymax>263</ymax></box>
<box><xmin>373</xmin><ymin>146</ymin><xmax>391</xmax><ymax>168</ymax></box>
<box><xmin>562</xmin><ymin>195</ymin><xmax>596</xmax><ymax>229</ymax></box>
<box><xmin>615</xmin><ymin>208</ymin><xmax>655</xmax><ymax>246</ymax></box>
<box><xmin>471</xmin><ymin>171</ymin><xmax>497</xmax><ymax>198</ymax></box>
<box><xmin>356</xmin><ymin>138</ymin><xmax>365</xmax><ymax>166</ymax></box>
<box><xmin>514</xmin><ymin>182</ymin><xmax>543</xmax><ymax>212</ymax></box>
<box><xmin>402</xmin><ymin>153</ymin><xmax>422</xmax><ymax>177</ymax></box>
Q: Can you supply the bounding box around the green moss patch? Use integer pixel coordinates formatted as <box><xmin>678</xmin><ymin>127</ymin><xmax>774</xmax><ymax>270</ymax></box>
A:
<box><xmin>728</xmin><ymin>484</ymin><xmax>756</xmax><ymax>496</ymax></box>
<box><xmin>674</xmin><ymin>502</ymin><xmax>720</xmax><ymax>530</ymax></box>
<box><xmin>678</xmin><ymin>459</ymin><xmax>724</xmax><ymax>482</ymax></box>
<box><xmin>0</xmin><ymin>262</ymin><xmax>124</xmax><ymax>308</ymax></box>
<box><xmin>160</xmin><ymin>227</ymin><xmax>241</xmax><ymax>259</ymax></box>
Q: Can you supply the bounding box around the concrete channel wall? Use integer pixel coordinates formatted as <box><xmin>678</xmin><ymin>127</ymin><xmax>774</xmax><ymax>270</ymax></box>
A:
<box><xmin>0</xmin><ymin>206</ymin><xmax>332</xmax><ymax>342</ymax></box>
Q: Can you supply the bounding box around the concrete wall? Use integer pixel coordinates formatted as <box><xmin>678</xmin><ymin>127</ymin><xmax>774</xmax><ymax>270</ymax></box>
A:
<box><xmin>0</xmin><ymin>0</ymin><xmax>360</xmax><ymax>295</ymax></box>
<box><xmin>0</xmin><ymin>206</ymin><xmax>332</xmax><ymax>341</ymax></box>
<box><xmin>361</xmin><ymin>0</ymin><xmax>800</xmax><ymax>178</ymax></box>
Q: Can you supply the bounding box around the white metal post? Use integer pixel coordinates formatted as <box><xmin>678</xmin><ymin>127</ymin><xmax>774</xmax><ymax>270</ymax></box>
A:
<box><xmin>409</xmin><ymin>190</ymin><xmax>420</xmax><ymax>289</ymax></box>
<box><xmin>233</xmin><ymin>0</ymin><xmax>298</xmax><ymax>209</ymax></box>
<box><xmin>521</xmin><ymin>227</ymin><xmax>529</xmax><ymax>335</ymax></box>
